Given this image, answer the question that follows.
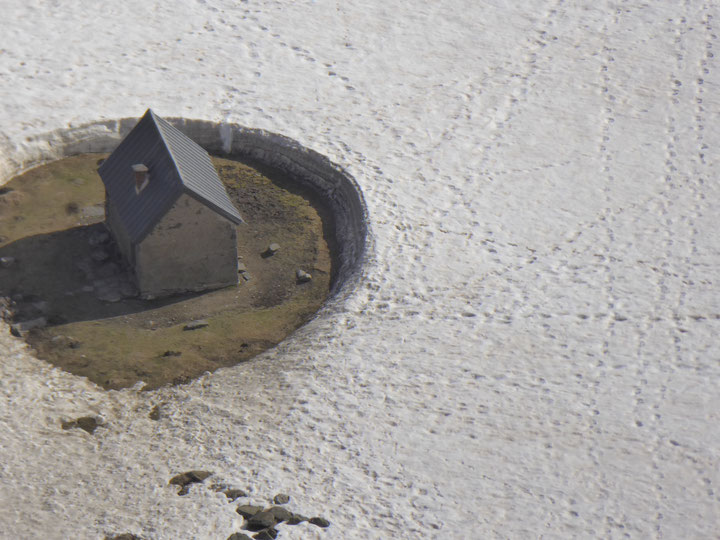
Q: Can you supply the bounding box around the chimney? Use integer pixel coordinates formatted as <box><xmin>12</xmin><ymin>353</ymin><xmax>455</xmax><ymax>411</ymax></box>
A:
<box><xmin>132</xmin><ymin>164</ymin><xmax>149</xmax><ymax>192</ymax></box>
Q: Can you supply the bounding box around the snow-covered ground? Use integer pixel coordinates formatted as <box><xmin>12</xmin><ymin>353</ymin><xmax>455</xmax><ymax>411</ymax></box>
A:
<box><xmin>1</xmin><ymin>0</ymin><xmax>719</xmax><ymax>538</ymax></box>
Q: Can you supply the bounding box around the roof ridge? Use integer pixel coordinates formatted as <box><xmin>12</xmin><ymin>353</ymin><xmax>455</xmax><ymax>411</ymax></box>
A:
<box><xmin>147</xmin><ymin>110</ymin><xmax>184</xmax><ymax>184</ymax></box>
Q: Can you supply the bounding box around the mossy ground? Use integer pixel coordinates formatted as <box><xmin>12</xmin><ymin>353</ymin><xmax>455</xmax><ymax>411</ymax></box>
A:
<box><xmin>0</xmin><ymin>154</ymin><xmax>334</xmax><ymax>390</ymax></box>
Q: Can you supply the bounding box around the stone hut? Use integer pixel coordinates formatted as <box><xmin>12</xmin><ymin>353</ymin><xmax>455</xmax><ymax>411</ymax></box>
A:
<box><xmin>98</xmin><ymin>109</ymin><xmax>243</xmax><ymax>298</ymax></box>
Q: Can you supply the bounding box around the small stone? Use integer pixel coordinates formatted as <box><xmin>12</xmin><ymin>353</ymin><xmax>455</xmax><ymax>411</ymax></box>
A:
<box><xmin>253</xmin><ymin>529</ymin><xmax>278</xmax><ymax>540</ymax></box>
<box><xmin>227</xmin><ymin>534</ymin><xmax>252</xmax><ymax>540</ymax></box>
<box><xmin>96</xmin><ymin>288</ymin><xmax>122</xmax><ymax>303</ymax></box>
<box><xmin>309</xmin><ymin>517</ymin><xmax>330</xmax><ymax>528</ymax></box>
<box><xmin>169</xmin><ymin>470</ymin><xmax>213</xmax><ymax>495</ymax></box>
<box><xmin>246</xmin><ymin>510</ymin><xmax>277</xmax><ymax>531</ymax></box>
<box><xmin>241</xmin><ymin>272</ymin><xmax>251</xmax><ymax>282</ymax></box>
<box><xmin>295</xmin><ymin>269</ymin><xmax>312</xmax><ymax>283</ymax></box>
<box><xmin>223</xmin><ymin>488</ymin><xmax>247</xmax><ymax>501</ymax></box>
<box><xmin>183</xmin><ymin>320</ymin><xmax>209</xmax><ymax>331</ymax></box>
<box><xmin>161</xmin><ymin>350</ymin><xmax>181</xmax><ymax>357</ymax></box>
<box><xmin>263</xmin><ymin>243</ymin><xmax>280</xmax><ymax>257</ymax></box>
<box><xmin>10</xmin><ymin>317</ymin><xmax>47</xmax><ymax>336</ymax></box>
<box><xmin>267</xmin><ymin>506</ymin><xmax>293</xmax><ymax>523</ymax></box>
<box><xmin>286</xmin><ymin>514</ymin><xmax>309</xmax><ymax>525</ymax></box>
<box><xmin>237</xmin><ymin>263</ymin><xmax>247</xmax><ymax>273</ymax></box>
<box><xmin>273</xmin><ymin>493</ymin><xmax>290</xmax><ymax>505</ymax></box>
<box><xmin>62</xmin><ymin>416</ymin><xmax>100</xmax><ymax>434</ymax></box>
<box><xmin>236</xmin><ymin>505</ymin><xmax>263</xmax><ymax>518</ymax></box>
<box><xmin>105</xmin><ymin>534</ymin><xmax>142</xmax><ymax>540</ymax></box>
<box><xmin>148</xmin><ymin>405</ymin><xmax>162</xmax><ymax>421</ymax></box>
<box><xmin>0</xmin><ymin>256</ymin><xmax>15</xmax><ymax>268</ymax></box>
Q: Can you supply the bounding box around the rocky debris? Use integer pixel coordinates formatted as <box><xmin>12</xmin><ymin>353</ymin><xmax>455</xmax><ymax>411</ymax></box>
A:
<box><xmin>273</xmin><ymin>493</ymin><xmax>290</xmax><ymax>505</ymax></box>
<box><xmin>227</xmin><ymin>534</ymin><xmax>253</xmax><ymax>540</ymax></box>
<box><xmin>223</xmin><ymin>488</ymin><xmax>248</xmax><ymax>501</ymax></box>
<box><xmin>169</xmin><ymin>470</ymin><xmax>213</xmax><ymax>495</ymax></box>
<box><xmin>286</xmin><ymin>513</ymin><xmax>309</xmax><ymax>525</ymax></box>
<box><xmin>309</xmin><ymin>517</ymin><xmax>331</xmax><ymax>528</ymax></box>
<box><xmin>253</xmin><ymin>529</ymin><xmax>278</xmax><ymax>540</ymax></box>
<box><xmin>91</xmin><ymin>248</ymin><xmax>110</xmax><ymax>262</ymax></box>
<box><xmin>148</xmin><ymin>404</ymin><xmax>162</xmax><ymax>421</ymax></box>
<box><xmin>183</xmin><ymin>320</ymin><xmax>209</xmax><ymax>331</ymax></box>
<box><xmin>10</xmin><ymin>317</ymin><xmax>47</xmax><ymax>337</ymax></box>
<box><xmin>236</xmin><ymin>505</ymin><xmax>263</xmax><ymax>519</ymax></box>
<box><xmin>89</xmin><ymin>229</ymin><xmax>110</xmax><ymax>246</ymax></box>
<box><xmin>263</xmin><ymin>243</ymin><xmax>280</xmax><ymax>257</ymax></box>
<box><xmin>50</xmin><ymin>335</ymin><xmax>81</xmax><ymax>349</ymax></box>
<box><xmin>267</xmin><ymin>506</ymin><xmax>293</xmax><ymax>523</ymax></box>
<box><xmin>246</xmin><ymin>510</ymin><xmax>277</xmax><ymax>531</ymax></box>
<box><xmin>0</xmin><ymin>256</ymin><xmax>16</xmax><ymax>268</ymax></box>
<box><xmin>62</xmin><ymin>416</ymin><xmax>101</xmax><ymax>434</ymax></box>
<box><xmin>295</xmin><ymin>269</ymin><xmax>312</xmax><ymax>283</ymax></box>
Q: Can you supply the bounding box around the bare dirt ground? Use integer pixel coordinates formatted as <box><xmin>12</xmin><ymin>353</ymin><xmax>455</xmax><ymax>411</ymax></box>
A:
<box><xmin>0</xmin><ymin>154</ymin><xmax>334</xmax><ymax>390</ymax></box>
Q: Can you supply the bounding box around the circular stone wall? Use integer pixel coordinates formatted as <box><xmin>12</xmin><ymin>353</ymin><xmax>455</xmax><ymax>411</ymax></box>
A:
<box><xmin>0</xmin><ymin>118</ymin><xmax>369</xmax><ymax>300</ymax></box>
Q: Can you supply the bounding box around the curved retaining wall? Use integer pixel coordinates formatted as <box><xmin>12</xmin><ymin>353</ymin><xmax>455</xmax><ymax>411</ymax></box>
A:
<box><xmin>0</xmin><ymin>118</ymin><xmax>369</xmax><ymax>299</ymax></box>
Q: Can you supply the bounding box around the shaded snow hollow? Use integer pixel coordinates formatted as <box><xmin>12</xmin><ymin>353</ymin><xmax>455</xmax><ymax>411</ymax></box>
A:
<box><xmin>1</xmin><ymin>1</ymin><xmax>719</xmax><ymax>539</ymax></box>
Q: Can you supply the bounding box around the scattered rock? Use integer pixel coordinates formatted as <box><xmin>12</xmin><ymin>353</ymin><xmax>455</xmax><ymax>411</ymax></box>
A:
<box><xmin>236</xmin><ymin>505</ymin><xmax>263</xmax><ymax>518</ymax></box>
<box><xmin>0</xmin><ymin>256</ymin><xmax>15</xmax><ymax>268</ymax></box>
<box><xmin>246</xmin><ymin>510</ymin><xmax>277</xmax><ymax>531</ymax></box>
<box><xmin>309</xmin><ymin>517</ymin><xmax>330</xmax><ymax>528</ymax></box>
<box><xmin>169</xmin><ymin>470</ymin><xmax>213</xmax><ymax>495</ymax></box>
<box><xmin>253</xmin><ymin>528</ymin><xmax>278</xmax><ymax>540</ymax></box>
<box><xmin>62</xmin><ymin>416</ymin><xmax>101</xmax><ymax>434</ymax></box>
<box><xmin>223</xmin><ymin>488</ymin><xmax>248</xmax><ymax>501</ymax></box>
<box><xmin>273</xmin><ymin>493</ymin><xmax>290</xmax><ymax>505</ymax></box>
<box><xmin>227</xmin><ymin>534</ymin><xmax>253</xmax><ymax>540</ymax></box>
<box><xmin>10</xmin><ymin>317</ymin><xmax>47</xmax><ymax>337</ymax></box>
<box><xmin>148</xmin><ymin>404</ymin><xmax>162</xmax><ymax>421</ymax></box>
<box><xmin>91</xmin><ymin>248</ymin><xmax>110</xmax><ymax>262</ymax></box>
<box><xmin>267</xmin><ymin>506</ymin><xmax>293</xmax><ymax>523</ymax></box>
<box><xmin>183</xmin><ymin>320</ymin><xmax>209</xmax><ymax>331</ymax></box>
<box><xmin>295</xmin><ymin>269</ymin><xmax>312</xmax><ymax>283</ymax></box>
<box><xmin>50</xmin><ymin>335</ymin><xmax>81</xmax><ymax>349</ymax></box>
<box><xmin>286</xmin><ymin>513</ymin><xmax>309</xmax><ymax>525</ymax></box>
<box><xmin>263</xmin><ymin>243</ymin><xmax>280</xmax><ymax>257</ymax></box>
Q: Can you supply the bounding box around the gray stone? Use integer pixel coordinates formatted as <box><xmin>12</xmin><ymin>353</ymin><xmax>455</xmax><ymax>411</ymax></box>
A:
<box><xmin>223</xmin><ymin>488</ymin><xmax>247</xmax><ymax>501</ymax></box>
<box><xmin>286</xmin><ymin>513</ymin><xmax>309</xmax><ymax>525</ymax></box>
<box><xmin>267</xmin><ymin>506</ymin><xmax>293</xmax><ymax>522</ymax></box>
<box><xmin>237</xmin><ymin>262</ymin><xmax>247</xmax><ymax>272</ymax></box>
<box><xmin>10</xmin><ymin>317</ymin><xmax>47</xmax><ymax>336</ymax></box>
<box><xmin>309</xmin><ymin>517</ymin><xmax>330</xmax><ymax>528</ymax></box>
<box><xmin>273</xmin><ymin>493</ymin><xmax>290</xmax><ymax>505</ymax></box>
<box><xmin>183</xmin><ymin>320</ymin><xmax>209</xmax><ymax>331</ymax></box>
<box><xmin>268</xmin><ymin>243</ymin><xmax>280</xmax><ymax>254</ymax></box>
<box><xmin>0</xmin><ymin>256</ymin><xmax>15</xmax><ymax>268</ymax></box>
<box><xmin>296</xmin><ymin>269</ymin><xmax>312</xmax><ymax>283</ymax></box>
<box><xmin>169</xmin><ymin>470</ymin><xmax>213</xmax><ymax>495</ymax></box>
<box><xmin>252</xmin><ymin>529</ymin><xmax>278</xmax><ymax>540</ymax></box>
<box><xmin>246</xmin><ymin>510</ymin><xmax>277</xmax><ymax>531</ymax></box>
<box><xmin>62</xmin><ymin>416</ymin><xmax>100</xmax><ymax>434</ymax></box>
<box><xmin>236</xmin><ymin>505</ymin><xmax>263</xmax><ymax>518</ymax></box>
<box><xmin>227</xmin><ymin>534</ymin><xmax>252</xmax><ymax>540</ymax></box>
<box><xmin>96</xmin><ymin>288</ymin><xmax>123</xmax><ymax>303</ymax></box>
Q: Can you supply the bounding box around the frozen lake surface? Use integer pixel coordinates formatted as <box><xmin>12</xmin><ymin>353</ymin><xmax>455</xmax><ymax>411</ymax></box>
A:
<box><xmin>1</xmin><ymin>1</ymin><xmax>719</xmax><ymax>538</ymax></box>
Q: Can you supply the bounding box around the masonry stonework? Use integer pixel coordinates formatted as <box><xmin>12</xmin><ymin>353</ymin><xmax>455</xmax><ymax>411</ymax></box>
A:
<box><xmin>134</xmin><ymin>194</ymin><xmax>238</xmax><ymax>298</ymax></box>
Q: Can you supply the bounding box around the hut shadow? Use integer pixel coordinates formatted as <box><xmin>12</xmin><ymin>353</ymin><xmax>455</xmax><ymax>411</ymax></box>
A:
<box><xmin>0</xmin><ymin>223</ymin><xmax>200</xmax><ymax>326</ymax></box>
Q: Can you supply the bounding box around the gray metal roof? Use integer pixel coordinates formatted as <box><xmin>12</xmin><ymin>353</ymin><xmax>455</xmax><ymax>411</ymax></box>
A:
<box><xmin>98</xmin><ymin>109</ymin><xmax>243</xmax><ymax>244</ymax></box>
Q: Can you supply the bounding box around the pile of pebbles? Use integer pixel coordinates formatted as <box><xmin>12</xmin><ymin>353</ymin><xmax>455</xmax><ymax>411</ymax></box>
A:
<box><xmin>106</xmin><ymin>469</ymin><xmax>330</xmax><ymax>539</ymax></box>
